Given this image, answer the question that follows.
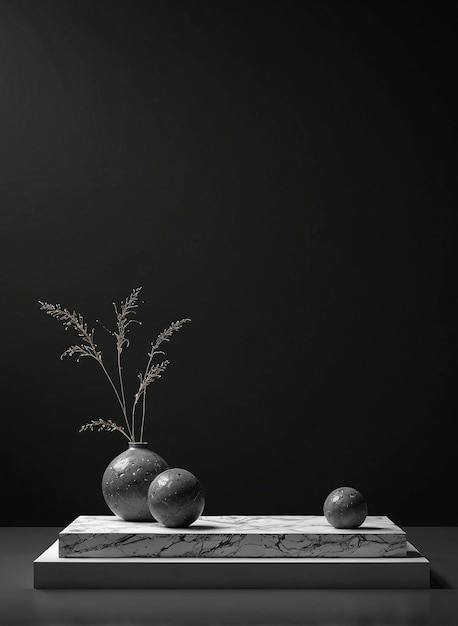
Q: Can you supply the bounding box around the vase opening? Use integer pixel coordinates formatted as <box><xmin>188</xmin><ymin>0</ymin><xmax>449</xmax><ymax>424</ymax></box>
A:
<box><xmin>128</xmin><ymin>442</ymin><xmax>149</xmax><ymax>449</ymax></box>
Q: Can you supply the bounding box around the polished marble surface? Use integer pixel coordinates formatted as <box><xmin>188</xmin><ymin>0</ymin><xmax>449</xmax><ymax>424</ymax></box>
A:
<box><xmin>59</xmin><ymin>515</ymin><xmax>407</xmax><ymax>558</ymax></box>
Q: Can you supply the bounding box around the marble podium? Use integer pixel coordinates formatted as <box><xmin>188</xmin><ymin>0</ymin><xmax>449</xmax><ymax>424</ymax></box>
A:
<box><xmin>59</xmin><ymin>515</ymin><xmax>407</xmax><ymax>558</ymax></box>
<box><xmin>33</xmin><ymin>515</ymin><xmax>430</xmax><ymax>589</ymax></box>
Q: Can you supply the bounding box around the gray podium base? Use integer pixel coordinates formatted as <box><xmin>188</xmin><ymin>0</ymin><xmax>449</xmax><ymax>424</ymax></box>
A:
<box><xmin>34</xmin><ymin>541</ymin><xmax>430</xmax><ymax>589</ymax></box>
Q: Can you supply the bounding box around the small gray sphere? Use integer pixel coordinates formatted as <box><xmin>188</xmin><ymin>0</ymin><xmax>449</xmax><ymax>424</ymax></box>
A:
<box><xmin>323</xmin><ymin>486</ymin><xmax>368</xmax><ymax>529</ymax></box>
<box><xmin>147</xmin><ymin>468</ymin><xmax>205</xmax><ymax>528</ymax></box>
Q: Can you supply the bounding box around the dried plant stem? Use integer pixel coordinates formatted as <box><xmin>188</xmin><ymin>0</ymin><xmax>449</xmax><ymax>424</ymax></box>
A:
<box><xmin>137</xmin><ymin>361</ymin><xmax>165</xmax><ymax>441</ymax></box>
<box><xmin>117</xmin><ymin>349</ymin><xmax>128</xmax><ymax>426</ymax></box>
<box><xmin>99</xmin><ymin>359</ymin><xmax>133</xmax><ymax>439</ymax></box>
<box><xmin>139</xmin><ymin>348</ymin><xmax>155</xmax><ymax>444</ymax></box>
<box><xmin>140</xmin><ymin>391</ymin><xmax>147</xmax><ymax>443</ymax></box>
<box><xmin>131</xmin><ymin>383</ymin><xmax>143</xmax><ymax>441</ymax></box>
<box><xmin>70</xmin><ymin>308</ymin><xmax>131</xmax><ymax>436</ymax></box>
<box><xmin>112</xmin><ymin>287</ymin><xmax>142</xmax><ymax>440</ymax></box>
<box><xmin>138</xmin><ymin>348</ymin><xmax>166</xmax><ymax>441</ymax></box>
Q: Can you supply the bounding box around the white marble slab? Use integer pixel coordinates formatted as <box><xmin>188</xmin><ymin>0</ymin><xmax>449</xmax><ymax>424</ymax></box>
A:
<box><xmin>59</xmin><ymin>515</ymin><xmax>407</xmax><ymax>558</ymax></box>
<box><xmin>35</xmin><ymin>540</ymin><xmax>429</xmax><ymax>588</ymax></box>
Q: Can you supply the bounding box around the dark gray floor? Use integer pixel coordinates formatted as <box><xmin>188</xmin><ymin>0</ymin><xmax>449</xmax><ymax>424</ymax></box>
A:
<box><xmin>1</xmin><ymin>527</ymin><xmax>458</xmax><ymax>625</ymax></box>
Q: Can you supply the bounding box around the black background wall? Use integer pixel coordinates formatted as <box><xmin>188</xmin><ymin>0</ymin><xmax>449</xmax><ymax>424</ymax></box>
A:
<box><xmin>0</xmin><ymin>1</ymin><xmax>455</xmax><ymax>526</ymax></box>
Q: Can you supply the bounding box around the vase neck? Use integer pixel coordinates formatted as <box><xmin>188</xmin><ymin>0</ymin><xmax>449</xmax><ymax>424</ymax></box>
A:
<box><xmin>128</xmin><ymin>442</ymin><xmax>149</xmax><ymax>449</ymax></box>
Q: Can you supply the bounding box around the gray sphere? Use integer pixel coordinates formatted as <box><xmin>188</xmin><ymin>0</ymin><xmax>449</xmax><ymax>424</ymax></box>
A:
<box><xmin>102</xmin><ymin>444</ymin><xmax>168</xmax><ymax>521</ymax></box>
<box><xmin>148</xmin><ymin>468</ymin><xmax>205</xmax><ymax>528</ymax></box>
<box><xmin>323</xmin><ymin>487</ymin><xmax>368</xmax><ymax>529</ymax></box>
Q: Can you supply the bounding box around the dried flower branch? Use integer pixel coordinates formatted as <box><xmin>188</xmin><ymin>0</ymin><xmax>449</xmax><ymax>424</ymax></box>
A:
<box><xmin>137</xmin><ymin>360</ymin><xmax>170</xmax><ymax>397</ymax></box>
<box><xmin>113</xmin><ymin>287</ymin><xmax>142</xmax><ymax>353</ymax></box>
<box><xmin>39</xmin><ymin>300</ymin><xmax>133</xmax><ymax>439</ymax></box>
<box><xmin>138</xmin><ymin>318</ymin><xmax>191</xmax><ymax>441</ymax></box>
<box><xmin>150</xmin><ymin>319</ymin><xmax>192</xmax><ymax>353</ymax></box>
<box><xmin>112</xmin><ymin>287</ymin><xmax>142</xmax><ymax>431</ymax></box>
<box><xmin>79</xmin><ymin>419</ymin><xmax>130</xmax><ymax>440</ymax></box>
<box><xmin>39</xmin><ymin>290</ymin><xmax>190</xmax><ymax>442</ymax></box>
<box><xmin>132</xmin><ymin>360</ymin><xmax>169</xmax><ymax>439</ymax></box>
<box><xmin>38</xmin><ymin>303</ymin><xmax>101</xmax><ymax>360</ymax></box>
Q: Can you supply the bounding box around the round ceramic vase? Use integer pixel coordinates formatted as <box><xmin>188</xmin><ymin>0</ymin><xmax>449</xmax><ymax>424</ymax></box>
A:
<box><xmin>102</xmin><ymin>442</ymin><xmax>168</xmax><ymax>521</ymax></box>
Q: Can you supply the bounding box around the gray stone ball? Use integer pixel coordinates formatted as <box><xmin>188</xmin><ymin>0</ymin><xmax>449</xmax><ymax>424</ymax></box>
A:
<box><xmin>147</xmin><ymin>468</ymin><xmax>205</xmax><ymax>528</ymax></box>
<box><xmin>323</xmin><ymin>486</ymin><xmax>368</xmax><ymax>529</ymax></box>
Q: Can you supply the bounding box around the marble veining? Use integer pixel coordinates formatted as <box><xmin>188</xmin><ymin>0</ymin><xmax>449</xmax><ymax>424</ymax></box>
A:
<box><xmin>59</xmin><ymin>515</ymin><xmax>406</xmax><ymax>558</ymax></box>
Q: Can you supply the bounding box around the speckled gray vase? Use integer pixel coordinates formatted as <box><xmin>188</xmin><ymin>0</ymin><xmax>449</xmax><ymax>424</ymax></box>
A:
<box><xmin>102</xmin><ymin>442</ymin><xmax>169</xmax><ymax>522</ymax></box>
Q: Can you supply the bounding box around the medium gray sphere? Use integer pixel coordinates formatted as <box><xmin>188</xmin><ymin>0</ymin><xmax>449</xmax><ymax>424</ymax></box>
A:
<box><xmin>323</xmin><ymin>487</ymin><xmax>368</xmax><ymax>529</ymax></box>
<box><xmin>102</xmin><ymin>443</ymin><xmax>169</xmax><ymax>521</ymax></box>
<box><xmin>147</xmin><ymin>468</ymin><xmax>205</xmax><ymax>528</ymax></box>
